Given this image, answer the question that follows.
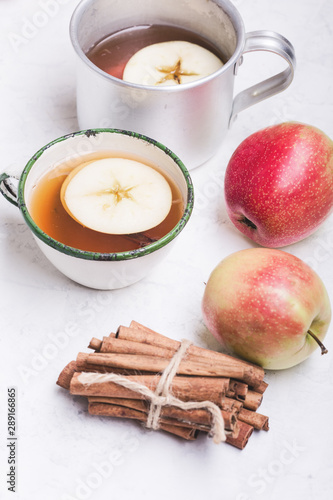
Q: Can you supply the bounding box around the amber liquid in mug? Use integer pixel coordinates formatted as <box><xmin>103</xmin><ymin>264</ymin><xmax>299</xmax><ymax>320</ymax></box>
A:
<box><xmin>86</xmin><ymin>24</ymin><xmax>226</xmax><ymax>80</ymax></box>
<box><xmin>29</xmin><ymin>152</ymin><xmax>184</xmax><ymax>253</ymax></box>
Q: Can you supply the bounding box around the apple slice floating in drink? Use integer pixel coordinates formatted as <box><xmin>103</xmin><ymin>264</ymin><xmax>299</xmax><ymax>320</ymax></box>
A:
<box><xmin>122</xmin><ymin>40</ymin><xmax>223</xmax><ymax>86</ymax></box>
<box><xmin>60</xmin><ymin>158</ymin><xmax>172</xmax><ymax>234</ymax></box>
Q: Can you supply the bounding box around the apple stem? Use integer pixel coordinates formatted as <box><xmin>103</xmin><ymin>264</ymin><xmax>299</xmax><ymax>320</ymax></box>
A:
<box><xmin>307</xmin><ymin>330</ymin><xmax>328</xmax><ymax>355</ymax></box>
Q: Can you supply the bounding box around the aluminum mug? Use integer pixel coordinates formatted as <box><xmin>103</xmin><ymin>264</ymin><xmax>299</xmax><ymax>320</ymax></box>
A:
<box><xmin>70</xmin><ymin>0</ymin><xmax>296</xmax><ymax>169</ymax></box>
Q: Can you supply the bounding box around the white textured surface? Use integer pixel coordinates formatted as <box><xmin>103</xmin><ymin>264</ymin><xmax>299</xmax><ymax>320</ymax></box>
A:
<box><xmin>0</xmin><ymin>1</ymin><xmax>333</xmax><ymax>499</ymax></box>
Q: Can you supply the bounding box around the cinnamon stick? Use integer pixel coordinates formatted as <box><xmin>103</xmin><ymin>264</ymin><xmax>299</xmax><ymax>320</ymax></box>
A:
<box><xmin>70</xmin><ymin>372</ymin><xmax>230</xmax><ymax>406</ymax></box>
<box><xmin>226</xmin><ymin>380</ymin><xmax>248</xmax><ymax>401</ymax></box>
<box><xmin>255</xmin><ymin>380</ymin><xmax>269</xmax><ymax>394</ymax></box>
<box><xmin>56</xmin><ymin>361</ymin><xmax>77</xmax><ymax>390</ymax></box>
<box><xmin>117</xmin><ymin>324</ymin><xmax>177</xmax><ymax>351</ymax></box>
<box><xmin>225</xmin><ymin>421</ymin><xmax>254</xmax><ymax>450</ymax></box>
<box><xmin>238</xmin><ymin>408</ymin><xmax>269</xmax><ymax>431</ymax></box>
<box><xmin>88</xmin><ymin>402</ymin><xmax>198</xmax><ymax>440</ymax></box>
<box><xmin>89</xmin><ymin>402</ymin><xmax>210</xmax><ymax>432</ymax></box>
<box><xmin>88</xmin><ymin>338</ymin><xmax>103</xmax><ymax>351</ymax></box>
<box><xmin>76</xmin><ymin>351</ymin><xmax>245</xmax><ymax>379</ymax></box>
<box><xmin>88</xmin><ymin>333</ymin><xmax>117</xmax><ymax>351</ymax></box>
<box><xmin>222</xmin><ymin>398</ymin><xmax>243</xmax><ymax>416</ymax></box>
<box><xmin>87</xmin><ymin>396</ymin><xmax>238</xmax><ymax>433</ymax></box>
<box><xmin>243</xmin><ymin>390</ymin><xmax>263</xmax><ymax>411</ymax></box>
<box><xmin>98</xmin><ymin>336</ymin><xmax>178</xmax><ymax>358</ymax></box>
<box><xmin>76</xmin><ymin>353</ymin><xmax>150</xmax><ymax>376</ymax></box>
<box><xmin>89</xmin><ymin>396</ymin><xmax>145</xmax><ymax>412</ymax></box>
<box><xmin>124</xmin><ymin>232</ymin><xmax>158</xmax><ymax>248</ymax></box>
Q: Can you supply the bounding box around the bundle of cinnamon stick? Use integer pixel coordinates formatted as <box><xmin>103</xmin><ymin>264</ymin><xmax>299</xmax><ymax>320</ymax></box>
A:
<box><xmin>57</xmin><ymin>321</ymin><xmax>269</xmax><ymax>449</ymax></box>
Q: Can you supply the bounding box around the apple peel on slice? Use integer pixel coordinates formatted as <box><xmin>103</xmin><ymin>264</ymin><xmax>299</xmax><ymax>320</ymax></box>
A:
<box><xmin>122</xmin><ymin>40</ymin><xmax>223</xmax><ymax>86</ymax></box>
<box><xmin>60</xmin><ymin>158</ymin><xmax>172</xmax><ymax>235</ymax></box>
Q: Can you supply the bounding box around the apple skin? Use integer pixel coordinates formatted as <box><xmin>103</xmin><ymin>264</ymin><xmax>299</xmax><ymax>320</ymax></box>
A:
<box><xmin>201</xmin><ymin>248</ymin><xmax>331</xmax><ymax>370</ymax></box>
<box><xmin>224</xmin><ymin>122</ymin><xmax>333</xmax><ymax>248</ymax></box>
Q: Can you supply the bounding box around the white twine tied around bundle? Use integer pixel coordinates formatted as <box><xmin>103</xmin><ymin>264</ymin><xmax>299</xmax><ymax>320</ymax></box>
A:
<box><xmin>79</xmin><ymin>339</ymin><xmax>226</xmax><ymax>444</ymax></box>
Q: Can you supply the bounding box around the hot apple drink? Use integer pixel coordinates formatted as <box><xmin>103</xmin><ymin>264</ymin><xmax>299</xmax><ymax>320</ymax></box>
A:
<box><xmin>86</xmin><ymin>24</ymin><xmax>226</xmax><ymax>81</ymax></box>
<box><xmin>29</xmin><ymin>152</ymin><xmax>184</xmax><ymax>253</ymax></box>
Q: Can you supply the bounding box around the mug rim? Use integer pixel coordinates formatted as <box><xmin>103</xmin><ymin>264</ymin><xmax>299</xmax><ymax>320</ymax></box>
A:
<box><xmin>17</xmin><ymin>128</ymin><xmax>194</xmax><ymax>262</ymax></box>
<box><xmin>69</xmin><ymin>0</ymin><xmax>245</xmax><ymax>91</ymax></box>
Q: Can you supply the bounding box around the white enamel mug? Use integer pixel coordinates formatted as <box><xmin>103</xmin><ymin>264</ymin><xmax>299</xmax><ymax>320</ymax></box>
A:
<box><xmin>70</xmin><ymin>0</ymin><xmax>296</xmax><ymax>169</ymax></box>
<box><xmin>0</xmin><ymin>129</ymin><xmax>194</xmax><ymax>290</ymax></box>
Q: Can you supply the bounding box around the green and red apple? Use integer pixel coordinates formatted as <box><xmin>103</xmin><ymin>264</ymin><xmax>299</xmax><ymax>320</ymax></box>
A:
<box><xmin>224</xmin><ymin>122</ymin><xmax>333</xmax><ymax>247</ymax></box>
<box><xmin>202</xmin><ymin>248</ymin><xmax>330</xmax><ymax>369</ymax></box>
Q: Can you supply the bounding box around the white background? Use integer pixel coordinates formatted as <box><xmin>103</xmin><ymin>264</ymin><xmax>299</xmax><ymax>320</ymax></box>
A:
<box><xmin>0</xmin><ymin>1</ymin><xmax>333</xmax><ymax>499</ymax></box>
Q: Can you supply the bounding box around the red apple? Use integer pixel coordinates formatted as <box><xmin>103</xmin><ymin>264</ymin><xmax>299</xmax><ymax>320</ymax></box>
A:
<box><xmin>224</xmin><ymin>122</ymin><xmax>333</xmax><ymax>247</ymax></box>
<box><xmin>202</xmin><ymin>248</ymin><xmax>330</xmax><ymax>369</ymax></box>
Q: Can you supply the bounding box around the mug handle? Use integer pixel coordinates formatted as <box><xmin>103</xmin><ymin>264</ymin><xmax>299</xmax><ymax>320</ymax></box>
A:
<box><xmin>0</xmin><ymin>173</ymin><xmax>19</xmax><ymax>207</ymax></box>
<box><xmin>230</xmin><ymin>30</ymin><xmax>296</xmax><ymax>124</ymax></box>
